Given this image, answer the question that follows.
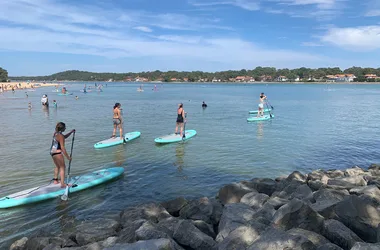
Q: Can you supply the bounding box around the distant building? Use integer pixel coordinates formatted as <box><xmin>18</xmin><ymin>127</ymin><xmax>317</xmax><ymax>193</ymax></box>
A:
<box><xmin>260</xmin><ymin>75</ymin><xmax>272</xmax><ymax>82</ymax></box>
<box><xmin>364</xmin><ymin>74</ymin><xmax>379</xmax><ymax>79</ymax></box>
<box><xmin>325</xmin><ymin>74</ymin><xmax>356</xmax><ymax>82</ymax></box>
<box><xmin>235</xmin><ymin>76</ymin><xmax>254</xmax><ymax>82</ymax></box>
<box><xmin>277</xmin><ymin>76</ymin><xmax>288</xmax><ymax>82</ymax></box>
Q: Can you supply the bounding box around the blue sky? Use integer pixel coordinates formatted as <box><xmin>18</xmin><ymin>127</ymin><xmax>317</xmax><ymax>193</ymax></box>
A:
<box><xmin>0</xmin><ymin>0</ymin><xmax>379</xmax><ymax>76</ymax></box>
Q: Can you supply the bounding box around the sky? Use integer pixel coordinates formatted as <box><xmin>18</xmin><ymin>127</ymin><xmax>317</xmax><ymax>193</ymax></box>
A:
<box><xmin>0</xmin><ymin>0</ymin><xmax>379</xmax><ymax>76</ymax></box>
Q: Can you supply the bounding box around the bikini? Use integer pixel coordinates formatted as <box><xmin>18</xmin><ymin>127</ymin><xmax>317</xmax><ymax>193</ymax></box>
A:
<box><xmin>50</xmin><ymin>132</ymin><xmax>62</xmax><ymax>157</ymax></box>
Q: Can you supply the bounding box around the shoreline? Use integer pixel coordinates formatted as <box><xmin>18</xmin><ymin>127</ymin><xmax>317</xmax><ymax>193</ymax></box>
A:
<box><xmin>0</xmin><ymin>82</ymin><xmax>61</xmax><ymax>92</ymax></box>
<box><xmin>8</xmin><ymin>164</ymin><xmax>380</xmax><ymax>250</ymax></box>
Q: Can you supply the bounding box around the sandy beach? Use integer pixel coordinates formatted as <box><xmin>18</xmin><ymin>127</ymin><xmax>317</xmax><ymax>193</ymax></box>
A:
<box><xmin>0</xmin><ymin>81</ymin><xmax>60</xmax><ymax>92</ymax></box>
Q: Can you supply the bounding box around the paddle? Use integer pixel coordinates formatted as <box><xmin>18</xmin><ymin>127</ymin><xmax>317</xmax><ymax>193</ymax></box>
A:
<box><xmin>267</xmin><ymin>99</ymin><xmax>274</xmax><ymax>110</ymax></box>
<box><xmin>265</xmin><ymin>102</ymin><xmax>273</xmax><ymax>118</ymax></box>
<box><xmin>61</xmin><ymin>130</ymin><xmax>76</xmax><ymax>201</ymax></box>
<box><xmin>182</xmin><ymin>112</ymin><xmax>187</xmax><ymax>139</ymax></box>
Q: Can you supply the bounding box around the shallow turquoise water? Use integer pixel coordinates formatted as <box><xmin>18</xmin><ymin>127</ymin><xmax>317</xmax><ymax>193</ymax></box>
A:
<box><xmin>0</xmin><ymin>82</ymin><xmax>379</xmax><ymax>248</ymax></box>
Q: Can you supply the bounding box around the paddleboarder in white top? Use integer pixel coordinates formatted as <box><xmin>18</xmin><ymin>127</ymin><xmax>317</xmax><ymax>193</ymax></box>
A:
<box><xmin>257</xmin><ymin>93</ymin><xmax>267</xmax><ymax>117</ymax></box>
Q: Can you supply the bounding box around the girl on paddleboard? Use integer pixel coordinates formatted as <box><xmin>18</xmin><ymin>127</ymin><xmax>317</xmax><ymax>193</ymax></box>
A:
<box><xmin>112</xmin><ymin>103</ymin><xmax>123</xmax><ymax>141</ymax></box>
<box><xmin>50</xmin><ymin>122</ymin><xmax>75</xmax><ymax>188</ymax></box>
<box><xmin>257</xmin><ymin>93</ymin><xmax>267</xmax><ymax>117</ymax></box>
<box><xmin>175</xmin><ymin>103</ymin><xmax>186</xmax><ymax>137</ymax></box>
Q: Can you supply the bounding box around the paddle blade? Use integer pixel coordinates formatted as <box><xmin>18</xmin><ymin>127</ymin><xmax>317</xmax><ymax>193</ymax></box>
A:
<box><xmin>61</xmin><ymin>187</ymin><xmax>69</xmax><ymax>201</ymax></box>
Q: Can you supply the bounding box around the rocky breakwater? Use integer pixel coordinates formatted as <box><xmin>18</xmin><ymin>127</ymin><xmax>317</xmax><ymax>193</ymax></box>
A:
<box><xmin>10</xmin><ymin>164</ymin><xmax>380</xmax><ymax>250</ymax></box>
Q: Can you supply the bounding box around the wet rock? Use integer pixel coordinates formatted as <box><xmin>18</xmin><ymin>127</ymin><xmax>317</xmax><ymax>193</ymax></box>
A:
<box><xmin>120</xmin><ymin>203</ymin><xmax>171</xmax><ymax>227</ymax></box>
<box><xmin>266</xmin><ymin>196</ymin><xmax>289</xmax><ymax>209</ymax></box>
<box><xmin>156</xmin><ymin>217</ymin><xmax>182</xmax><ymax>238</ymax></box>
<box><xmin>192</xmin><ymin>220</ymin><xmax>215</xmax><ymax>238</ymax></box>
<box><xmin>316</xmin><ymin>243</ymin><xmax>343</xmax><ymax>250</ymax></box>
<box><xmin>325</xmin><ymin>170</ymin><xmax>345</xmax><ymax>179</ymax></box>
<box><xmin>75</xmin><ymin>219</ymin><xmax>120</xmax><ymax>246</ymax></box>
<box><xmin>210</xmin><ymin>198</ymin><xmax>223</xmax><ymax>224</ymax></box>
<box><xmin>368</xmin><ymin>164</ymin><xmax>380</xmax><ymax>176</ymax></box>
<box><xmin>243</xmin><ymin>178</ymin><xmax>277</xmax><ymax>196</ymax></box>
<box><xmin>273</xmin><ymin>198</ymin><xmax>324</xmax><ymax>233</ymax></box>
<box><xmin>173</xmin><ymin>220</ymin><xmax>217</xmax><ymax>250</ymax></box>
<box><xmin>25</xmin><ymin>237</ymin><xmax>50</xmax><ymax>250</ymax></box>
<box><xmin>218</xmin><ymin>183</ymin><xmax>254</xmax><ymax>205</ymax></box>
<box><xmin>286</xmin><ymin>171</ymin><xmax>308</xmax><ymax>183</ymax></box>
<box><xmin>310</xmin><ymin>188</ymin><xmax>349</xmax><ymax>219</ymax></box>
<box><xmin>217</xmin><ymin>225</ymin><xmax>265</xmax><ymax>250</ymax></box>
<box><xmin>308</xmin><ymin>169</ymin><xmax>328</xmax><ymax>181</ymax></box>
<box><xmin>116</xmin><ymin>219</ymin><xmax>145</xmax><ymax>243</ymax></box>
<box><xmin>327</xmin><ymin>176</ymin><xmax>367</xmax><ymax>189</ymax></box>
<box><xmin>287</xmin><ymin>228</ymin><xmax>330</xmax><ymax>247</ymax></box>
<box><xmin>349</xmin><ymin>185</ymin><xmax>380</xmax><ymax>203</ymax></box>
<box><xmin>160</xmin><ymin>197</ymin><xmax>188</xmax><ymax>217</ymax></box>
<box><xmin>333</xmin><ymin>196</ymin><xmax>380</xmax><ymax>243</ymax></box>
<box><xmin>322</xmin><ymin>219</ymin><xmax>363</xmax><ymax>249</ymax></box>
<box><xmin>216</xmin><ymin>203</ymin><xmax>256</xmax><ymax>242</ymax></box>
<box><xmin>247</xmin><ymin>228</ymin><xmax>316</xmax><ymax>250</ymax></box>
<box><xmin>10</xmin><ymin>237</ymin><xmax>28</xmax><ymax>250</ymax></box>
<box><xmin>350</xmin><ymin>242</ymin><xmax>380</xmax><ymax>250</ymax></box>
<box><xmin>344</xmin><ymin>166</ymin><xmax>366</xmax><ymax>177</ymax></box>
<box><xmin>240</xmin><ymin>192</ymin><xmax>269</xmax><ymax>211</ymax></box>
<box><xmin>135</xmin><ymin>221</ymin><xmax>169</xmax><ymax>241</ymax></box>
<box><xmin>179</xmin><ymin>197</ymin><xmax>214</xmax><ymax>223</ymax></box>
<box><xmin>104</xmin><ymin>238</ymin><xmax>182</xmax><ymax>250</ymax></box>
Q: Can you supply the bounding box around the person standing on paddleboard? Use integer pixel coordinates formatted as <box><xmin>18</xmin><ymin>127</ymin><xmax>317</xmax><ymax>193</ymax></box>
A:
<box><xmin>112</xmin><ymin>103</ymin><xmax>123</xmax><ymax>141</ymax></box>
<box><xmin>257</xmin><ymin>93</ymin><xmax>267</xmax><ymax>117</ymax></box>
<box><xmin>50</xmin><ymin>122</ymin><xmax>75</xmax><ymax>188</ymax></box>
<box><xmin>175</xmin><ymin>103</ymin><xmax>186</xmax><ymax>137</ymax></box>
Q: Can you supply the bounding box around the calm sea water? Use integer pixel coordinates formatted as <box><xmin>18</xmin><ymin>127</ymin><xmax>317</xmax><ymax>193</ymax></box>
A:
<box><xmin>1</xmin><ymin>82</ymin><xmax>379</xmax><ymax>248</ymax></box>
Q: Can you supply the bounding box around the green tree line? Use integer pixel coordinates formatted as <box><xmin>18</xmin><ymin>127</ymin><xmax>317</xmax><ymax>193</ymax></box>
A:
<box><xmin>9</xmin><ymin>66</ymin><xmax>380</xmax><ymax>82</ymax></box>
<box><xmin>0</xmin><ymin>67</ymin><xmax>8</xmax><ymax>82</ymax></box>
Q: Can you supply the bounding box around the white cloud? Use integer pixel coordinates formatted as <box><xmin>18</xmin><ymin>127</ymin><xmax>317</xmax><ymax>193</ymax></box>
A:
<box><xmin>189</xmin><ymin>0</ymin><xmax>260</xmax><ymax>11</ymax></box>
<box><xmin>321</xmin><ymin>25</ymin><xmax>380</xmax><ymax>51</ymax></box>
<box><xmin>302</xmin><ymin>42</ymin><xmax>323</xmax><ymax>47</ymax></box>
<box><xmin>365</xmin><ymin>10</ymin><xmax>380</xmax><ymax>17</ymax></box>
<box><xmin>133</xmin><ymin>26</ymin><xmax>153</xmax><ymax>33</ymax></box>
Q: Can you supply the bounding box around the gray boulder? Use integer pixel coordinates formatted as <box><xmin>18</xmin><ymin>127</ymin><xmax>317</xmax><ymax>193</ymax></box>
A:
<box><xmin>287</xmin><ymin>228</ymin><xmax>330</xmax><ymax>247</ymax></box>
<box><xmin>240</xmin><ymin>192</ymin><xmax>269</xmax><ymax>211</ymax></box>
<box><xmin>349</xmin><ymin>185</ymin><xmax>380</xmax><ymax>204</ymax></box>
<box><xmin>25</xmin><ymin>237</ymin><xmax>50</xmax><ymax>250</ymax></box>
<box><xmin>218</xmin><ymin>183</ymin><xmax>254</xmax><ymax>205</ymax></box>
<box><xmin>325</xmin><ymin>169</ymin><xmax>345</xmax><ymax>179</ymax></box>
<box><xmin>217</xmin><ymin>225</ymin><xmax>265</xmax><ymax>250</ymax></box>
<box><xmin>334</xmin><ymin>195</ymin><xmax>380</xmax><ymax>243</ymax></box>
<box><xmin>192</xmin><ymin>220</ymin><xmax>216</xmax><ymax>238</ymax></box>
<box><xmin>10</xmin><ymin>237</ymin><xmax>28</xmax><ymax>250</ymax></box>
<box><xmin>344</xmin><ymin>166</ymin><xmax>366</xmax><ymax>177</ymax></box>
<box><xmin>210</xmin><ymin>198</ymin><xmax>224</xmax><ymax>224</ymax></box>
<box><xmin>289</xmin><ymin>184</ymin><xmax>314</xmax><ymax>201</ymax></box>
<box><xmin>104</xmin><ymin>238</ymin><xmax>183</xmax><ymax>250</ymax></box>
<box><xmin>216</xmin><ymin>203</ymin><xmax>256</xmax><ymax>242</ymax></box>
<box><xmin>286</xmin><ymin>171</ymin><xmax>308</xmax><ymax>183</ymax></box>
<box><xmin>42</xmin><ymin>244</ymin><xmax>61</xmax><ymax>250</ymax></box>
<box><xmin>120</xmin><ymin>203</ymin><xmax>171</xmax><ymax>227</ymax></box>
<box><xmin>316</xmin><ymin>243</ymin><xmax>343</xmax><ymax>250</ymax></box>
<box><xmin>273</xmin><ymin>198</ymin><xmax>324</xmax><ymax>233</ymax></box>
<box><xmin>75</xmin><ymin>218</ymin><xmax>120</xmax><ymax>246</ymax></box>
<box><xmin>117</xmin><ymin>219</ymin><xmax>146</xmax><ymax>243</ymax></box>
<box><xmin>173</xmin><ymin>220</ymin><xmax>217</xmax><ymax>250</ymax></box>
<box><xmin>368</xmin><ymin>164</ymin><xmax>380</xmax><ymax>176</ymax></box>
<box><xmin>135</xmin><ymin>221</ymin><xmax>169</xmax><ymax>241</ymax></box>
<box><xmin>242</xmin><ymin>178</ymin><xmax>277</xmax><ymax>196</ymax></box>
<box><xmin>310</xmin><ymin>188</ymin><xmax>349</xmax><ymax>219</ymax></box>
<box><xmin>179</xmin><ymin>197</ymin><xmax>214</xmax><ymax>223</ymax></box>
<box><xmin>160</xmin><ymin>197</ymin><xmax>188</xmax><ymax>216</ymax></box>
<box><xmin>266</xmin><ymin>196</ymin><xmax>289</xmax><ymax>209</ymax></box>
<box><xmin>272</xmin><ymin>180</ymin><xmax>304</xmax><ymax>199</ymax></box>
<box><xmin>327</xmin><ymin>176</ymin><xmax>367</xmax><ymax>189</ymax></box>
<box><xmin>252</xmin><ymin>203</ymin><xmax>276</xmax><ymax>225</ymax></box>
<box><xmin>350</xmin><ymin>242</ymin><xmax>380</xmax><ymax>250</ymax></box>
<box><xmin>247</xmin><ymin>228</ymin><xmax>316</xmax><ymax>250</ymax></box>
<box><xmin>322</xmin><ymin>219</ymin><xmax>363</xmax><ymax>250</ymax></box>
<box><xmin>156</xmin><ymin>217</ymin><xmax>182</xmax><ymax>238</ymax></box>
<box><xmin>308</xmin><ymin>169</ymin><xmax>328</xmax><ymax>181</ymax></box>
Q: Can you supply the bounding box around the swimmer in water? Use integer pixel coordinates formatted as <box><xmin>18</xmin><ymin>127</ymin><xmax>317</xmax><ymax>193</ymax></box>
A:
<box><xmin>28</xmin><ymin>102</ymin><xmax>32</xmax><ymax>110</ymax></box>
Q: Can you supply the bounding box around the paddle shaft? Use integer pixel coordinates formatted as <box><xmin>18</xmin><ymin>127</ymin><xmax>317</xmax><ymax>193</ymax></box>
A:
<box><xmin>66</xmin><ymin>131</ymin><xmax>75</xmax><ymax>178</ymax></box>
<box><xmin>182</xmin><ymin>113</ymin><xmax>187</xmax><ymax>139</ymax></box>
<box><xmin>267</xmin><ymin>99</ymin><xmax>274</xmax><ymax>109</ymax></box>
<box><xmin>265</xmin><ymin>102</ymin><xmax>272</xmax><ymax>118</ymax></box>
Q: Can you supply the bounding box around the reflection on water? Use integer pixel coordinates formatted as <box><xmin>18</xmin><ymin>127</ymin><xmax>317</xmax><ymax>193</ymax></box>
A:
<box><xmin>42</xmin><ymin>106</ymin><xmax>49</xmax><ymax>118</ymax></box>
<box><xmin>257</xmin><ymin>122</ymin><xmax>264</xmax><ymax>139</ymax></box>
<box><xmin>174</xmin><ymin>143</ymin><xmax>187</xmax><ymax>180</ymax></box>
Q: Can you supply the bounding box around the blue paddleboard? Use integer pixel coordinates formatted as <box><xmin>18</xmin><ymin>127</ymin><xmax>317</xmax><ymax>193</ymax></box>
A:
<box><xmin>0</xmin><ymin>167</ymin><xmax>124</xmax><ymax>209</ymax></box>
<box><xmin>247</xmin><ymin>114</ymin><xmax>274</xmax><ymax>122</ymax></box>
<box><xmin>57</xmin><ymin>93</ymin><xmax>73</xmax><ymax>96</ymax></box>
<box><xmin>248</xmin><ymin>108</ymin><xmax>271</xmax><ymax>114</ymax></box>
<box><xmin>94</xmin><ymin>131</ymin><xmax>141</xmax><ymax>149</ymax></box>
<box><xmin>154</xmin><ymin>130</ymin><xmax>197</xmax><ymax>144</ymax></box>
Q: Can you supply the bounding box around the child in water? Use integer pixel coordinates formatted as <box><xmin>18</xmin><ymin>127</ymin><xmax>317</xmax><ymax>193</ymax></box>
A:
<box><xmin>53</xmin><ymin>100</ymin><xmax>57</xmax><ymax>107</ymax></box>
<box><xmin>28</xmin><ymin>102</ymin><xmax>32</xmax><ymax>110</ymax></box>
<box><xmin>75</xmin><ymin>96</ymin><xmax>78</xmax><ymax>100</ymax></box>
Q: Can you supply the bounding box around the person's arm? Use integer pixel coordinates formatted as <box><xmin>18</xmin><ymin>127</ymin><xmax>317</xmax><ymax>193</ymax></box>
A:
<box><xmin>58</xmin><ymin>134</ymin><xmax>71</xmax><ymax>160</ymax></box>
<box><xmin>182</xmin><ymin>110</ymin><xmax>186</xmax><ymax>121</ymax></box>
<box><xmin>64</xmin><ymin>129</ymin><xmax>75</xmax><ymax>139</ymax></box>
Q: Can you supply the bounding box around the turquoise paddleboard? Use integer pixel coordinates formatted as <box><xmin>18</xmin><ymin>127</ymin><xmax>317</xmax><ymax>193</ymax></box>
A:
<box><xmin>155</xmin><ymin>130</ymin><xmax>197</xmax><ymax>144</ymax></box>
<box><xmin>94</xmin><ymin>131</ymin><xmax>141</xmax><ymax>149</ymax></box>
<box><xmin>248</xmin><ymin>108</ymin><xmax>271</xmax><ymax>114</ymax></box>
<box><xmin>57</xmin><ymin>93</ymin><xmax>73</xmax><ymax>96</ymax></box>
<box><xmin>0</xmin><ymin>167</ymin><xmax>124</xmax><ymax>209</ymax></box>
<box><xmin>247</xmin><ymin>114</ymin><xmax>274</xmax><ymax>122</ymax></box>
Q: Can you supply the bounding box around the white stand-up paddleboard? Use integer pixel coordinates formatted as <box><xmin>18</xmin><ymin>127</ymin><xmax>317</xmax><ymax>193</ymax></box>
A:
<box><xmin>0</xmin><ymin>167</ymin><xmax>124</xmax><ymax>209</ymax></box>
<box><xmin>154</xmin><ymin>130</ymin><xmax>197</xmax><ymax>144</ymax></box>
<box><xmin>94</xmin><ymin>131</ymin><xmax>141</xmax><ymax>149</ymax></box>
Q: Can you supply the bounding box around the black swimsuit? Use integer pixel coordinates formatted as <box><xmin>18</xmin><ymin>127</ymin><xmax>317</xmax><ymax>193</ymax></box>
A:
<box><xmin>50</xmin><ymin>132</ymin><xmax>62</xmax><ymax>156</ymax></box>
<box><xmin>176</xmin><ymin>109</ymin><xmax>184</xmax><ymax>123</ymax></box>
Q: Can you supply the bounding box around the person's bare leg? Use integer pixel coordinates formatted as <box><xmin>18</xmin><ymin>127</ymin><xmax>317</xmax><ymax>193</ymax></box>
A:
<box><xmin>52</xmin><ymin>157</ymin><xmax>60</xmax><ymax>184</ymax></box>
<box><xmin>112</xmin><ymin>124</ymin><xmax>116</xmax><ymax>137</ymax></box>
<box><xmin>119</xmin><ymin>124</ymin><xmax>123</xmax><ymax>141</ymax></box>
<box><xmin>180</xmin><ymin>123</ymin><xmax>184</xmax><ymax>137</ymax></box>
<box><xmin>175</xmin><ymin>123</ymin><xmax>179</xmax><ymax>134</ymax></box>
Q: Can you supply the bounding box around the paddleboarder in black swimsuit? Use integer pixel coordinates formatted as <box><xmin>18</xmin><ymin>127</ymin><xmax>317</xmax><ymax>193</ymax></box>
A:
<box><xmin>175</xmin><ymin>103</ymin><xmax>185</xmax><ymax>137</ymax></box>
